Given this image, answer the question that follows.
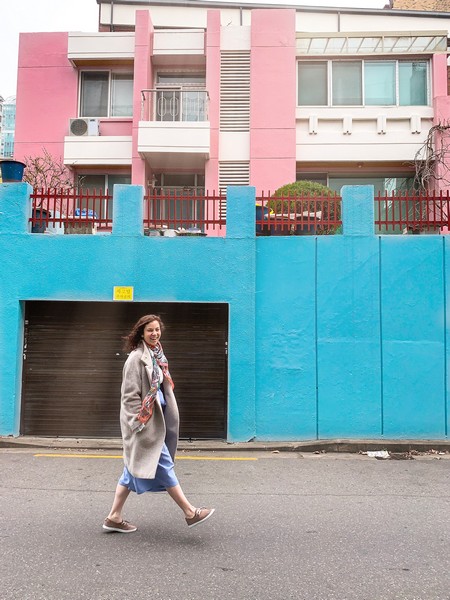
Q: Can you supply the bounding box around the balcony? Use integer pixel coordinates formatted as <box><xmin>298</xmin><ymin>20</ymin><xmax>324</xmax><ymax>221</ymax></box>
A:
<box><xmin>67</xmin><ymin>32</ymin><xmax>135</xmax><ymax>65</ymax></box>
<box><xmin>64</xmin><ymin>133</ymin><xmax>132</xmax><ymax>167</ymax></box>
<box><xmin>138</xmin><ymin>89</ymin><xmax>210</xmax><ymax>169</ymax></box>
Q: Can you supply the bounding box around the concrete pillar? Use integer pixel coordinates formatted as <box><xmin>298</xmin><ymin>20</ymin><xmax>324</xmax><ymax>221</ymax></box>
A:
<box><xmin>342</xmin><ymin>185</ymin><xmax>375</xmax><ymax>236</ymax></box>
<box><xmin>111</xmin><ymin>184</ymin><xmax>144</xmax><ymax>237</ymax></box>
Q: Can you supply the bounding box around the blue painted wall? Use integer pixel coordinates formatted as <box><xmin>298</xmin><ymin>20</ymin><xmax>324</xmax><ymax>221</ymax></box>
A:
<box><xmin>1</xmin><ymin>183</ymin><xmax>449</xmax><ymax>440</ymax></box>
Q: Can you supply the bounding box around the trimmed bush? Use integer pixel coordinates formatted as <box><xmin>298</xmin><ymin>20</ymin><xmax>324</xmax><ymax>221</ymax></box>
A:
<box><xmin>269</xmin><ymin>180</ymin><xmax>341</xmax><ymax>235</ymax></box>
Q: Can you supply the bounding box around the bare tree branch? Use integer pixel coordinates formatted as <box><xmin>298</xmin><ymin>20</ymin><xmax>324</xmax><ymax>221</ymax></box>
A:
<box><xmin>22</xmin><ymin>148</ymin><xmax>74</xmax><ymax>190</ymax></box>
<box><xmin>413</xmin><ymin>122</ymin><xmax>450</xmax><ymax>191</ymax></box>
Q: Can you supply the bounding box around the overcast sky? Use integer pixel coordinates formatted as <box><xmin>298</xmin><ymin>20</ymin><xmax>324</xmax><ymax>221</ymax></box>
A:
<box><xmin>0</xmin><ymin>0</ymin><xmax>387</xmax><ymax>98</ymax></box>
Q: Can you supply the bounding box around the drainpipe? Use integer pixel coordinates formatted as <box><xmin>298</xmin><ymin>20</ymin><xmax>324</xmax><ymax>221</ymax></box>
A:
<box><xmin>110</xmin><ymin>0</ymin><xmax>114</xmax><ymax>32</ymax></box>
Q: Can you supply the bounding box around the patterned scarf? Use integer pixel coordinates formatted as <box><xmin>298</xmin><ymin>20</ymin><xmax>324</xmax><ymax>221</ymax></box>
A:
<box><xmin>137</xmin><ymin>342</ymin><xmax>174</xmax><ymax>425</ymax></box>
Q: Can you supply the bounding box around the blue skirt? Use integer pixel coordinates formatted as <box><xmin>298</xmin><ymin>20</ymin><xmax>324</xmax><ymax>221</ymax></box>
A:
<box><xmin>119</xmin><ymin>390</ymin><xmax>179</xmax><ymax>494</ymax></box>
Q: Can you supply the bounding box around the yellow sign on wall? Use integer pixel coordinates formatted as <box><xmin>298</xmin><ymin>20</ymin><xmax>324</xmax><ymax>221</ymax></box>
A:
<box><xmin>113</xmin><ymin>286</ymin><xmax>134</xmax><ymax>301</ymax></box>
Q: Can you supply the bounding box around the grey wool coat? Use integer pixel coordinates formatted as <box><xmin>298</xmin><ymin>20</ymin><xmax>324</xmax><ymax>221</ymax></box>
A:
<box><xmin>120</xmin><ymin>342</ymin><xmax>179</xmax><ymax>479</ymax></box>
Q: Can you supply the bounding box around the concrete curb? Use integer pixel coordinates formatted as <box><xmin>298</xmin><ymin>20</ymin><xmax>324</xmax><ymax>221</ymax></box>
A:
<box><xmin>1</xmin><ymin>436</ymin><xmax>450</xmax><ymax>453</ymax></box>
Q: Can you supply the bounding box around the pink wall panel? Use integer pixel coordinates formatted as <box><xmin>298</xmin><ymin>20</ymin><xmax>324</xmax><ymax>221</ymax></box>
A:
<box><xmin>99</xmin><ymin>119</ymin><xmax>133</xmax><ymax>136</ymax></box>
<box><xmin>132</xmin><ymin>10</ymin><xmax>153</xmax><ymax>186</ymax></box>
<box><xmin>433</xmin><ymin>96</ymin><xmax>450</xmax><ymax>192</ymax></box>
<box><xmin>251</xmin><ymin>159</ymin><xmax>295</xmax><ymax>194</ymax></box>
<box><xmin>251</xmin><ymin>128</ymin><xmax>296</xmax><ymax>159</ymax></box>
<box><xmin>432</xmin><ymin>54</ymin><xmax>448</xmax><ymax>99</ymax></box>
<box><xmin>205</xmin><ymin>10</ymin><xmax>221</xmax><ymax>192</ymax></box>
<box><xmin>15</xmin><ymin>32</ymin><xmax>78</xmax><ymax>163</ymax></box>
<box><xmin>249</xmin><ymin>9</ymin><xmax>296</xmax><ymax>192</ymax></box>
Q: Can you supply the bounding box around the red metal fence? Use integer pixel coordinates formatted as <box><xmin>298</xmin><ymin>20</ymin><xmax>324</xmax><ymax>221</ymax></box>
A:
<box><xmin>28</xmin><ymin>188</ymin><xmax>450</xmax><ymax>235</ymax></box>
<box><xmin>375</xmin><ymin>190</ymin><xmax>450</xmax><ymax>233</ymax></box>
<box><xmin>143</xmin><ymin>189</ymin><xmax>225</xmax><ymax>233</ymax></box>
<box><xmin>30</xmin><ymin>188</ymin><xmax>113</xmax><ymax>233</ymax></box>
<box><xmin>255</xmin><ymin>192</ymin><xmax>342</xmax><ymax>235</ymax></box>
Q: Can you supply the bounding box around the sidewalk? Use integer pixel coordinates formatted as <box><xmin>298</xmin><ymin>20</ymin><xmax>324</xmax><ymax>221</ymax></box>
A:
<box><xmin>1</xmin><ymin>435</ymin><xmax>450</xmax><ymax>454</ymax></box>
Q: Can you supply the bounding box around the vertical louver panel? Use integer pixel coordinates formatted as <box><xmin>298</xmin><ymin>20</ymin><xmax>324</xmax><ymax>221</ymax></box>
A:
<box><xmin>218</xmin><ymin>161</ymin><xmax>251</xmax><ymax>218</ymax></box>
<box><xmin>220</xmin><ymin>51</ymin><xmax>251</xmax><ymax>132</ymax></box>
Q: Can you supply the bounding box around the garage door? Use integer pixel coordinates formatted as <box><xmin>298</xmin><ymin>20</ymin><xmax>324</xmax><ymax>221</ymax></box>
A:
<box><xmin>21</xmin><ymin>301</ymin><xmax>228</xmax><ymax>439</ymax></box>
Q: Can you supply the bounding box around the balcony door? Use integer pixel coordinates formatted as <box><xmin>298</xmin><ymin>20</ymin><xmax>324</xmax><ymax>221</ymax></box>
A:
<box><xmin>155</xmin><ymin>73</ymin><xmax>206</xmax><ymax>122</ymax></box>
<box><xmin>151</xmin><ymin>173</ymin><xmax>206</xmax><ymax>230</ymax></box>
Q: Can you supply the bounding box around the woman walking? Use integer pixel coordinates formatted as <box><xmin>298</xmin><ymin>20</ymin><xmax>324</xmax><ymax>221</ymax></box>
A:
<box><xmin>103</xmin><ymin>314</ymin><xmax>215</xmax><ymax>533</ymax></box>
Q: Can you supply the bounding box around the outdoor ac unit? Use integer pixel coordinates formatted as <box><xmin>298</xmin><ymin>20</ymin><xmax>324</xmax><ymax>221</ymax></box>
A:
<box><xmin>69</xmin><ymin>118</ymin><xmax>100</xmax><ymax>137</ymax></box>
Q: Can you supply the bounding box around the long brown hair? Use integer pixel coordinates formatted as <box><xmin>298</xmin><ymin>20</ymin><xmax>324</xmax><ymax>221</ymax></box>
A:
<box><xmin>123</xmin><ymin>314</ymin><xmax>165</xmax><ymax>352</ymax></box>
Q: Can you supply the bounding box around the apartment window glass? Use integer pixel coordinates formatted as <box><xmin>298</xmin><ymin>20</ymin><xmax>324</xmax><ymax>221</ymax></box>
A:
<box><xmin>365</xmin><ymin>61</ymin><xmax>396</xmax><ymax>105</ymax></box>
<box><xmin>332</xmin><ymin>62</ymin><xmax>362</xmax><ymax>105</ymax></box>
<box><xmin>298</xmin><ymin>62</ymin><xmax>327</xmax><ymax>105</ymax></box>
<box><xmin>111</xmin><ymin>74</ymin><xmax>133</xmax><ymax>116</ymax></box>
<box><xmin>399</xmin><ymin>61</ymin><xmax>427</xmax><ymax>106</ymax></box>
<box><xmin>80</xmin><ymin>72</ymin><xmax>109</xmax><ymax>117</ymax></box>
<box><xmin>78</xmin><ymin>174</ymin><xmax>131</xmax><ymax>218</ymax></box>
<box><xmin>298</xmin><ymin>59</ymin><xmax>429</xmax><ymax>107</ymax></box>
<box><xmin>80</xmin><ymin>72</ymin><xmax>133</xmax><ymax>117</ymax></box>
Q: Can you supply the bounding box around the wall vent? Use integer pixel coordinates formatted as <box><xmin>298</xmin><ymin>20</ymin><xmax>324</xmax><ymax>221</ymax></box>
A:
<box><xmin>220</xmin><ymin>51</ymin><xmax>250</xmax><ymax>132</ymax></box>
<box><xmin>219</xmin><ymin>160</ymin><xmax>250</xmax><ymax>219</ymax></box>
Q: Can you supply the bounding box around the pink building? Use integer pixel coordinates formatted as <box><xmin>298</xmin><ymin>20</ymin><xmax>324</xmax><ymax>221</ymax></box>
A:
<box><xmin>14</xmin><ymin>0</ymin><xmax>450</xmax><ymax>199</ymax></box>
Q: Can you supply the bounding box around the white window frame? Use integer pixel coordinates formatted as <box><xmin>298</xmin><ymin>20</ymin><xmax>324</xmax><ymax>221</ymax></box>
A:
<box><xmin>79</xmin><ymin>70</ymin><xmax>134</xmax><ymax>118</ymax></box>
<box><xmin>297</xmin><ymin>58</ymin><xmax>430</xmax><ymax>107</ymax></box>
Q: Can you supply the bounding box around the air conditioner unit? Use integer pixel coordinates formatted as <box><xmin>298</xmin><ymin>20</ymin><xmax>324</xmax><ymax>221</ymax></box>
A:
<box><xmin>69</xmin><ymin>118</ymin><xmax>100</xmax><ymax>137</ymax></box>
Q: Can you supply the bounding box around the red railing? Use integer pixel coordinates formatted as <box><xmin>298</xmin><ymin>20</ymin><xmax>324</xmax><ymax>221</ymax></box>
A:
<box><xmin>375</xmin><ymin>190</ymin><xmax>450</xmax><ymax>233</ymax></box>
<box><xmin>30</xmin><ymin>188</ymin><xmax>113</xmax><ymax>233</ymax></box>
<box><xmin>256</xmin><ymin>192</ymin><xmax>342</xmax><ymax>235</ymax></box>
<box><xmin>28</xmin><ymin>188</ymin><xmax>450</xmax><ymax>236</ymax></box>
<box><xmin>143</xmin><ymin>189</ymin><xmax>226</xmax><ymax>234</ymax></box>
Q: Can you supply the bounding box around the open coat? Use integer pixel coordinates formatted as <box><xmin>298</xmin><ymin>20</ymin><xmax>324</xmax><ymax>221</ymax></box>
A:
<box><xmin>120</xmin><ymin>343</ymin><xmax>179</xmax><ymax>479</ymax></box>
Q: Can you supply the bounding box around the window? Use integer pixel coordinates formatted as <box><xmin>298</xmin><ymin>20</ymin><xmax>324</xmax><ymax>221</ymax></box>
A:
<box><xmin>77</xmin><ymin>174</ymin><xmax>131</xmax><ymax>219</ymax></box>
<box><xmin>80</xmin><ymin>72</ymin><xmax>133</xmax><ymax>117</ymax></box>
<box><xmin>151</xmin><ymin>173</ymin><xmax>206</xmax><ymax>230</ymax></box>
<box><xmin>399</xmin><ymin>61</ymin><xmax>428</xmax><ymax>106</ymax></box>
<box><xmin>298</xmin><ymin>62</ymin><xmax>327</xmax><ymax>106</ymax></box>
<box><xmin>328</xmin><ymin>176</ymin><xmax>416</xmax><ymax>234</ymax></box>
<box><xmin>298</xmin><ymin>60</ymin><xmax>429</xmax><ymax>107</ymax></box>
<box><xmin>365</xmin><ymin>61</ymin><xmax>396</xmax><ymax>105</ymax></box>
<box><xmin>297</xmin><ymin>173</ymin><xmax>328</xmax><ymax>186</ymax></box>
<box><xmin>332</xmin><ymin>61</ymin><xmax>362</xmax><ymax>106</ymax></box>
<box><xmin>155</xmin><ymin>73</ymin><xmax>207</xmax><ymax>122</ymax></box>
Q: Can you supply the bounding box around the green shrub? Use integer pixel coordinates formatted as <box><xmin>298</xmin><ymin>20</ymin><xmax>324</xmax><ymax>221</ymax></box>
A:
<box><xmin>269</xmin><ymin>180</ymin><xmax>341</xmax><ymax>232</ymax></box>
<box><xmin>273</xmin><ymin>180</ymin><xmax>334</xmax><ymax>197</ymax></box>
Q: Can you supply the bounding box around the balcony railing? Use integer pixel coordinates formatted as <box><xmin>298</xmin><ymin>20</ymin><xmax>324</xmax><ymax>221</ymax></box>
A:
<box><xmin>140</xmin><ymin>89</ymin><xmax>209</xmax><ymax>122</ymax></box>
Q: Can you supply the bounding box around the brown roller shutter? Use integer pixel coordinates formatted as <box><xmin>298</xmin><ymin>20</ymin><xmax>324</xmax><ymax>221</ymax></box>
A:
<box><xmin>21</xmin><ymin>301</ymin><xmax>228</xmax><ymax>439</ymax></box>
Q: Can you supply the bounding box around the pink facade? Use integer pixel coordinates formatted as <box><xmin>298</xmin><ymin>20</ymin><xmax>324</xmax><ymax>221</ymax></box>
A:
<box><xmin>205</xmin><ymin>10</ymin><xmax>221</xmax><ymax>194</ymax></box>
<box><xmin>132</xmin><ymin>10</ymin><xmax>153</xmax><ymax>186</ymax></box>
<box><xmin>12</xmin><ymin>4</ymin><xmax>450</xmax><ymax>201</ymax></box>
<box><xmin>15</xmin><ymin>33</ymin><xmax>78</xmax><ymax>174</ymax></box>
<box><xmin>250</xmin><ymin>10</ymin><xmax>296</xmax><ymax>193</ymax></box>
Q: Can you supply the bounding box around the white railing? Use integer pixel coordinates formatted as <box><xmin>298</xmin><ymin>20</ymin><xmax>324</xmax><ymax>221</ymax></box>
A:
<box><xmin>141</xmin><ymin>89</ymin><xmax>209</xmax><ymax>122</ymax></box>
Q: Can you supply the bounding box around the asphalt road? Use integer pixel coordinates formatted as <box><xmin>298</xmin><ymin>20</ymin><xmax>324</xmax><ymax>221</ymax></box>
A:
<box><xmin>1</xmin><ymin>448</ymin><xmax>449</xmax><ymax>600</ymax></box>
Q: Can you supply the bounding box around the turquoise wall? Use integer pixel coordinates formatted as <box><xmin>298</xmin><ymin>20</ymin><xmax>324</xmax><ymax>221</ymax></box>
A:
<box><xmin>256</xmin><ymin>186</ymin><xmax>448</xmax><ymax>440</ymax></box>
<box><xmin>0</xmin><ymin>183</ymin><xmax>448</xmax><ymax>440</ymax></box>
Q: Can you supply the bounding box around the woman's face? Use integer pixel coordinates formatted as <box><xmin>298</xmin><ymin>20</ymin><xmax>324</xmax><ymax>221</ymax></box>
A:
<box><xmin>143</xmin><ymin>320</ymin><xmax>161</xmax><ymax>347</ymax></box>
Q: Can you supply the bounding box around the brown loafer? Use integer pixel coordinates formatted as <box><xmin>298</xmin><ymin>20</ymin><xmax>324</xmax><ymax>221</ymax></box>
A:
<box><xmin>102</xmin><ymin>518</ymin><xmax>137</xmax><ymax>533</ymax></box>
<box><xmin>185</xmin><ymin>507</ymin><xmax>215</xmax><ymax>528</ymax></box>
